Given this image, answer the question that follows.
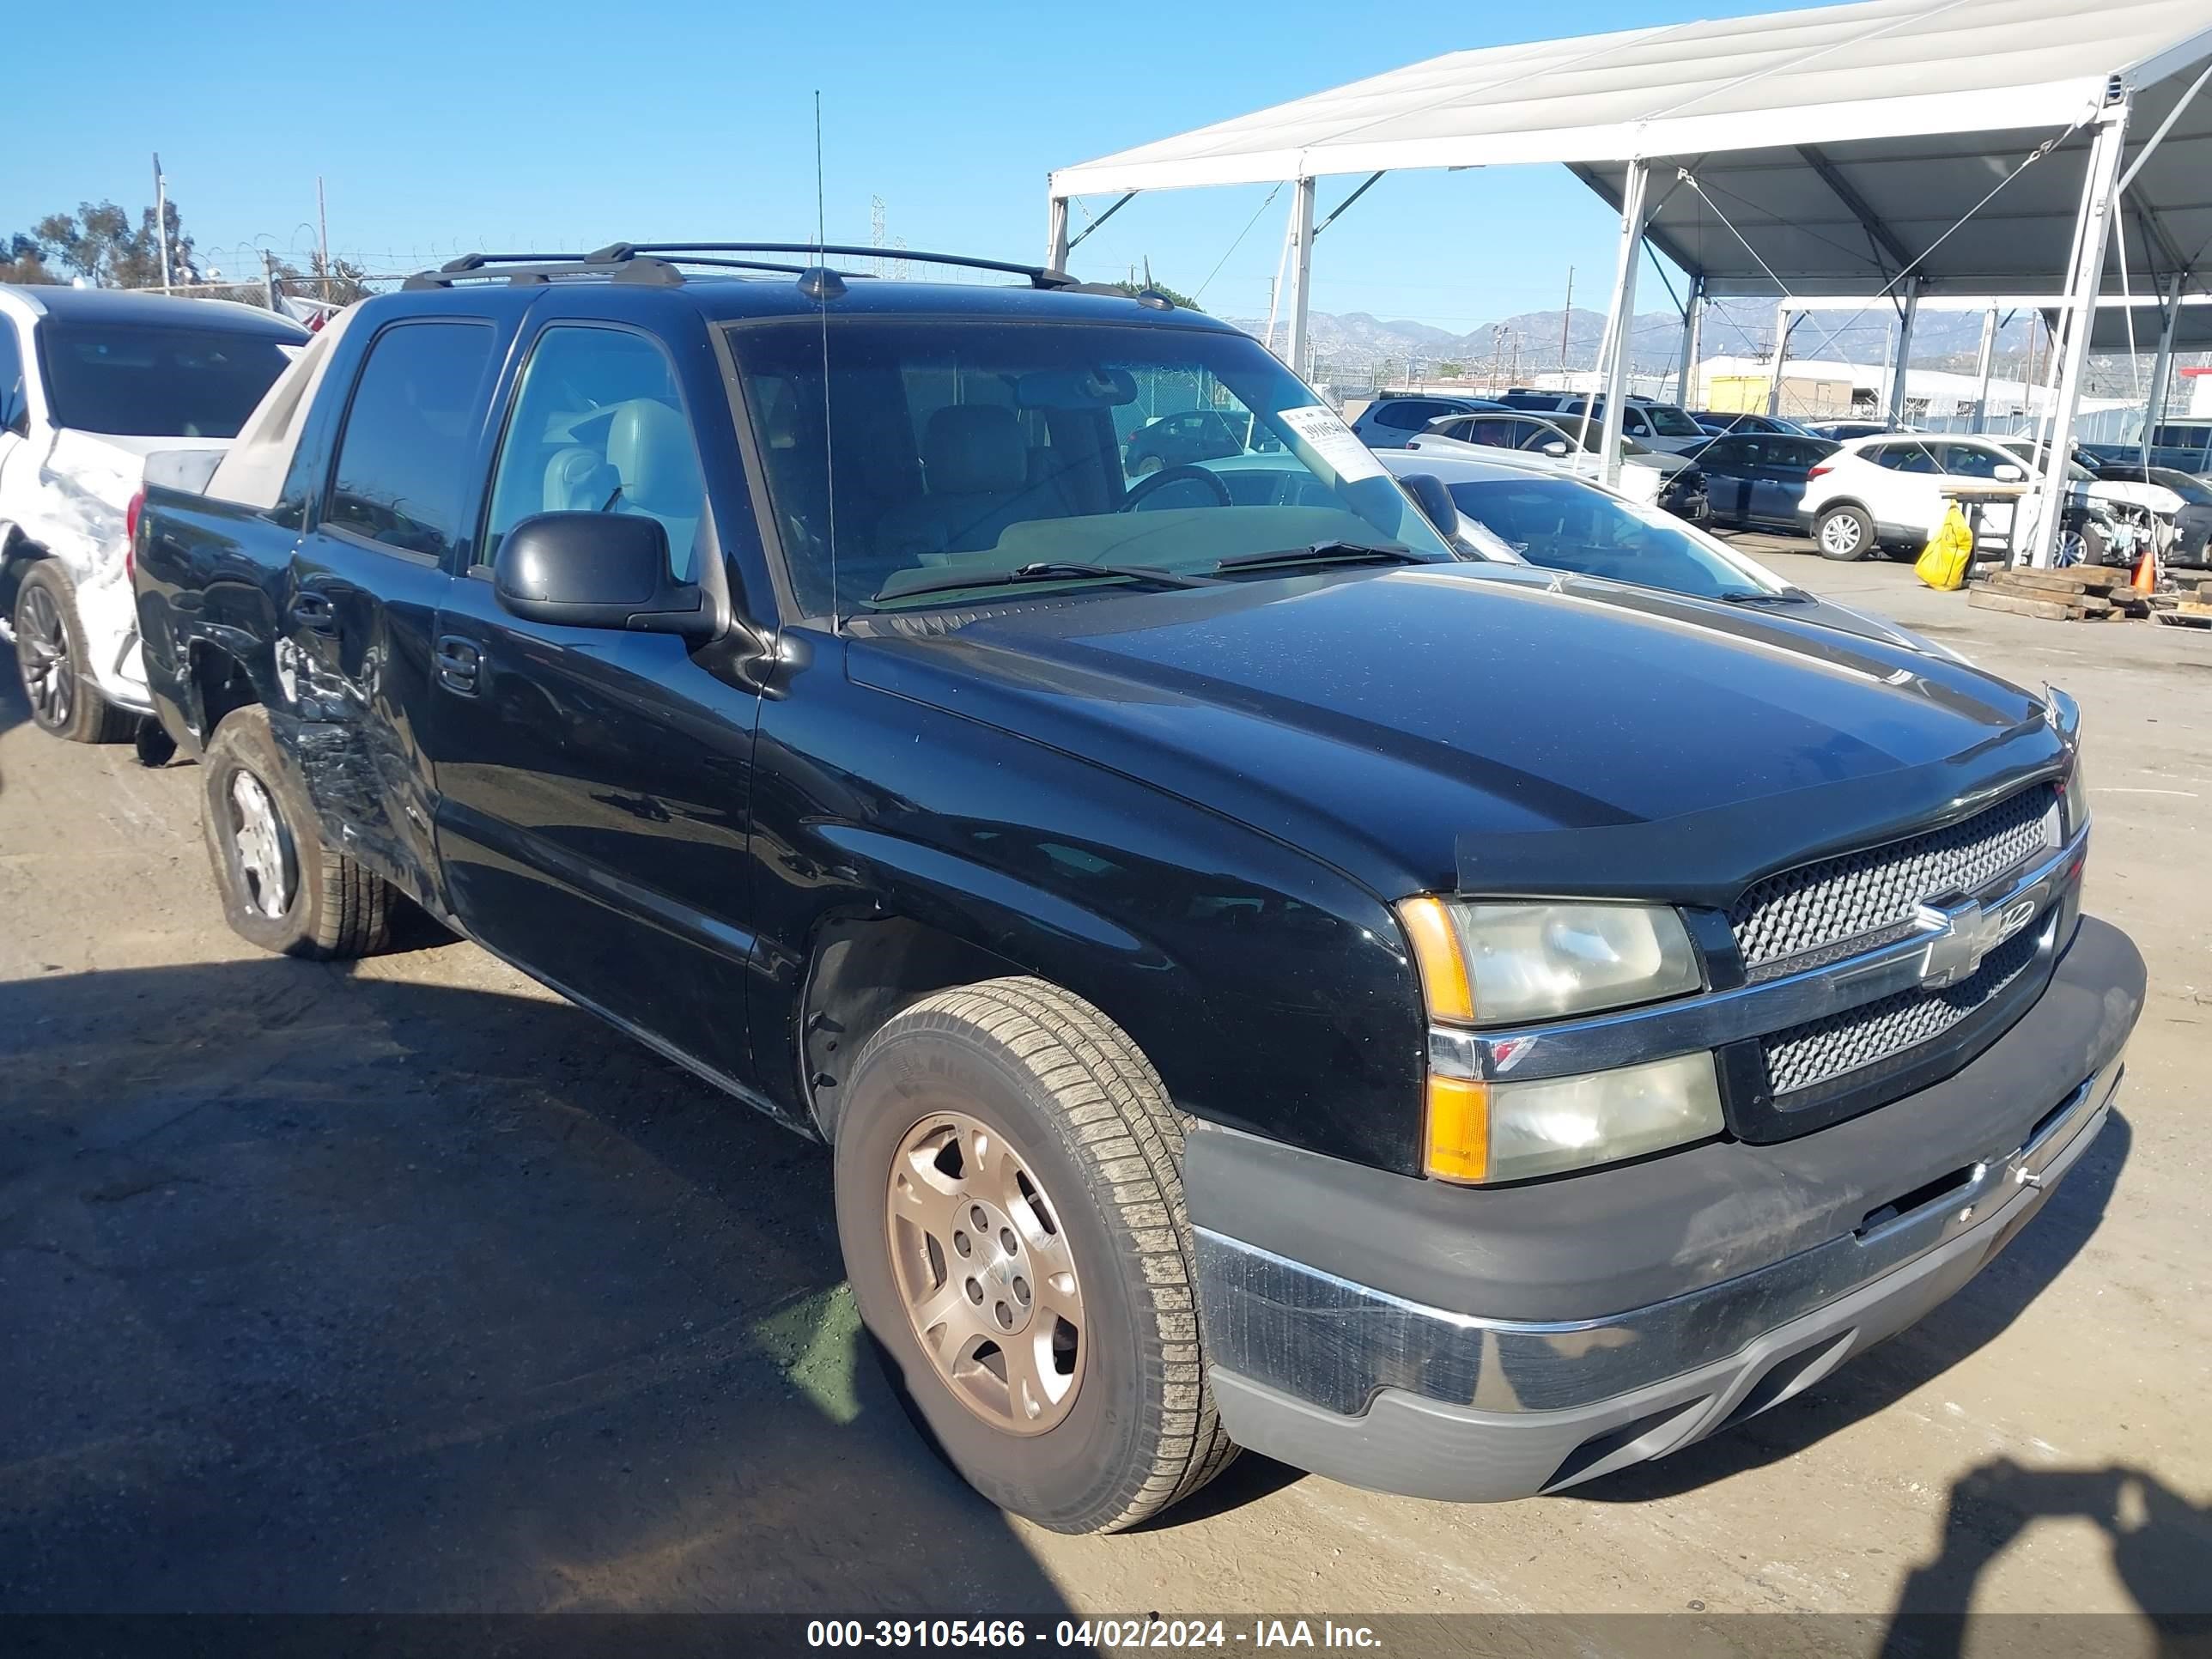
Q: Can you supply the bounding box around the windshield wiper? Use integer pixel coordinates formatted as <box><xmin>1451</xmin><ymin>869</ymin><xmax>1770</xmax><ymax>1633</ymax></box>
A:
<box><xmin>1213</xmin><ymin>541</ymin><xmax>1423</xmax><ymax>575</ymax></box>
<box><xmin>872</xmin><ymin>562</ymin><xmax>1215</xmax><ymax>605</ymax></box>
<box><xmin>1717</xmin><ymin>586</ymin><xmax>1817</xmax><ymax>605</ymax></box>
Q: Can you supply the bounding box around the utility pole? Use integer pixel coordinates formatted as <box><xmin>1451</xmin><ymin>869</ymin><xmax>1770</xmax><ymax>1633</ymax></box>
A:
<box><xmin>317</xmin><ymin>175</ymin><xmax>330</xmax><ymax>295</ymax></box>
<box><xmin>154</xmin><ymin>154</ymin><xmax>172</xmax><ymax>293</ymax></box>
<box><xmin>262</xmin><ymin>248</ymin><xmax>281</xmax><ymax>313</ymax></box>
<box><xmin>1560</xmin><ymin>266</ymin><xmax>1574</xmax><ymax>371</ymax></box>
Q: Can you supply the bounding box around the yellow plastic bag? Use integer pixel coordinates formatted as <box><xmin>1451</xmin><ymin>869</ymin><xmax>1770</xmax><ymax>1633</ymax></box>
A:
<box><xmin>1915</xmin><ymin>504</ymin><xmax>1973</xmax><ymax>591</ymax></box>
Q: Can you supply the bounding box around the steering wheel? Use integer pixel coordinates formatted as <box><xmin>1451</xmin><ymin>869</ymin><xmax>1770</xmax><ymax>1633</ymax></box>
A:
<box><xmin>1120</xmin><ymin>464</ymin><xmax>1234</xmax><ymax>512</ymax></box>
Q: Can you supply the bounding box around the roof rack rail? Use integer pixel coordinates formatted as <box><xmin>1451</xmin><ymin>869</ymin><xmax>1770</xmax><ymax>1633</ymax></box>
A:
<box><xmin>406</xmin><ymin>242</ymin><xmax>1087</xmax><ymax>294</ymax></box>
<box><xmin>611</xmin><ymin>243</ymin><xmax>1078</xmax><ymax>289</ymax></box>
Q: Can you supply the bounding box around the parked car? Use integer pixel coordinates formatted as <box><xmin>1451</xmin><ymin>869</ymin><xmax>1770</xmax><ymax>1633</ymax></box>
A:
<box><xmin>1349</xmin><ymin>393</ymin><xmax>1503</xmax><ymax>449</ymax></box>
<box><xmin>136</xmin><ymin>244</ymin><xmax>2137</xmax><ymax>1534</ymax></box>
<box><xmin>1689</xmin><ymin>410</ymin><xmax>1814</xmax><ymax>438</ymax></box>
<box><xmin>1684</xmin><ymin>432</ymin><xmax>1841</xmax><ymax>531</ymax></box>
<box><xmin>1995</xmin><ymin>438</ymin><xmax>2169</xmax><ymax>564</ymax></box>
<box><xmin>1803</xmin><ymin>420</ymin><xmax>1904</xmax><ymax>442</ymax></box>
<box><xmin>1</xmin><ymin>285</ymin><xmax>306</xmax><ymax>742</ymax></box>
<box><xmin>1797</xmin><ymin>433</ymin><xmax>2039</xmax><ymax>561</ymax></box>
<box><xmin>1121</xmin><ymin>407</ymin><xmax>1248</xmax><ymax>476</ymax></box>
<box><xmin>2094</xmin><ymin>462</ymin><xmax>2212</xmax><ymax>564</ymax></box>
<box><xmin>1376</xmin><ymin>448</ymin><xmax>1954</xmax><ymax>658</ymax></box>
<box><xmin>1513</xmin><ymin>393</ymin><xmax>1711</xmax><ymax>453</ymax></box>
<box><xmin>1404</xmin><ymin>409</ymin><xmax>1708</xmax><ymax>521</ymax></box>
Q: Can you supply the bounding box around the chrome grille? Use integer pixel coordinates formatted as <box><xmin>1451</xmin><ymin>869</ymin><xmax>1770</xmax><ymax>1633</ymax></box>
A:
<box><xmin>1730</xmin><ymin>786</ymin><xmax>2058</xmax><ymax>979</ymax></box>
<box><xmin>1760</xmin><ymin>920</ymin><xmax>2044</xmax><ymax>1097</ymax></box>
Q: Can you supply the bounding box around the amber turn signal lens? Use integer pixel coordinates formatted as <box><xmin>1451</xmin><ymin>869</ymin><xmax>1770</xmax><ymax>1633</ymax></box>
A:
<box><xmin>1399</xmin><ymin>894</ymin><xmax>1475</xmax><ymax>1024</ymax></box>
<box><xmin>1425</xmin><ymin>1073</ymin><xmax>1490</xmax><ymax>1184</ymax></box>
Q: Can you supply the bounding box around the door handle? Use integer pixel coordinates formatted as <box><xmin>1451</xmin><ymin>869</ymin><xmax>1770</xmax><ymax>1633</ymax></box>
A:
<box><xmin>289</xmin><ymin>592</ymin><xmax>338</xmax><ymax>635</ymax></box>
<box><xmin>435</xmin><ymin>635</ymin><xmax>482</xmax><ymax>696</ymax></box>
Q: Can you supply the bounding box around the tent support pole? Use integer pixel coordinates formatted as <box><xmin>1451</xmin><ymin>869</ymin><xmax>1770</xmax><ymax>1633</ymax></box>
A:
<box><xmin>1766</xmin><ymin>301</ymin><xmax>1793</xmax><ymax>416</ymax></box>
<box><xmin>2148</xmin><ymin>267</ymin><xmax>2185</xmax><ymax>431</ymax></box>
<box><xmin>1676</xmin><ymin>276</ymin><xmax>1704</xmax><ymax>405</ymax></box>
<box><xmin>1597</xmin><ymin>159</ymin><xmax>1650</xmax><ymax>489</ymax></box>
<box><xmin>1285</xmin><ymin>177</ymin><xmax>1316</xmax><ymax>382</ymax></box>
<box><xmin>1971</xmin><ymin>306</ymin><xmax>2000</xmax><ymax>433</ymax></box>
<box><xmin>1045</xmin><ymin>197</ymin><xmax>1071</xmax><ymax>270</ymax></box>
<box><xmin>2030</xmin><ymin>102</ymin><xmax>2131</xmax><ymax>569</ymax></box>
<box><xmin>1885</xmin><ymin>280</ymin><xmax>1922</xmax><ymax>425</ymax></box>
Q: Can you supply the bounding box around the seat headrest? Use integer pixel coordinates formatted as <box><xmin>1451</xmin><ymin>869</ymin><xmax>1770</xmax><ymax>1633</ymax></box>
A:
<box><xmin>606</xmin><ymin>400</ymin><xmax>702</xmax><ymax>517</ymax></box>
<box><xmin>923</xmin><ymin>404</ymin><xmax>1026</xmax><ymax>495</ymax></box>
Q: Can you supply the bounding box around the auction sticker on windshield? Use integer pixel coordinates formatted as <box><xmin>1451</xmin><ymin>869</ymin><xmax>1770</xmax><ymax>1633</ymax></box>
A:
<box><xmin>1279</xmin><ymin>404</ymin><xmax>1386</xmax><ymax>483</ymax></box>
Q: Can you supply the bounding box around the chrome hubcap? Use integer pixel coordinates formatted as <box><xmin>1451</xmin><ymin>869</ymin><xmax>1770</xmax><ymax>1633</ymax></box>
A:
<box><xmin>16</xmin><ymin>584</ymin><xmax>74</xmax><ymax>731</ymax></box>
<box><xmin>887</xmin><ymin>1109</ymin><xmax>1084</xmax><ymax>1435</ymax></box>
<box><xmin>229</xmin><ymin>771</ymin><xmax>293</xmax><ymax>919</ymax></box>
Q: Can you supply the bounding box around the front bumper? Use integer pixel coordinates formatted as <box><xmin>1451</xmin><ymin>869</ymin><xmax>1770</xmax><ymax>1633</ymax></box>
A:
<box><xmin>1188</xmin><ymin>915</ymin><xmax>2142</xmax><ymax>1503</ymax></box>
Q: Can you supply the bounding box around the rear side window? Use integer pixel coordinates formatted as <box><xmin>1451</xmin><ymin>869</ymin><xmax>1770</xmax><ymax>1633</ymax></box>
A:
<box><xmin>326</xmin><ymin>321</ymin><xmax>496</xmax><ymax>560</ymax></box>
<box><xmin>1644</xmin><ymin>404</ymin><xmax>1706</xmax><ymax>438</ymax></box>
<box><xmin>0</xmin><ymin>319</ymin><xmax>24</xmax><ymax>434</ymax></box>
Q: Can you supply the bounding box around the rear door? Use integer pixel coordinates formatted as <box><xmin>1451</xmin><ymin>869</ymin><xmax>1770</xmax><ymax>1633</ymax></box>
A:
<box><xmin>1698</xmin><ymin>437</ymin><xmax>1761</xmax><ymax>522</ymax></box>
<box><xmin>284</xmin><ymin>313</ymin><xmax>503</xmax><ymax>911</ymax></box>
<box><xmin>424</xmin><ymin>316</ymin><xmax>763</xmax><ymax>1089</ymax></box>
<box><xmin>1749</xmin><ymin>437</ymin><xmax>1824</xmax><ymax>525</ymax></box>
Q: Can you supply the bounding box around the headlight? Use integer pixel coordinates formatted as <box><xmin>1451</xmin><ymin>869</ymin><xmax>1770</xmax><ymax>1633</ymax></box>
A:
<box><xmin>1399</xmin><ymin>896</ymin><xmax>1702</xmax><ymax>1025</ymax></box>
<box><xmin>1425</xmin><ymin>1054</ymin><xmax>1725</xmax><ymax>1184</ymax></box>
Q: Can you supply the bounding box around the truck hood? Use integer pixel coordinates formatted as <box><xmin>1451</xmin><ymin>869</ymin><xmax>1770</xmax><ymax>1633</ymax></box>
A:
<box><xmin>846</xmin><ymin>564</ymin><xmax>2064</xmax><ymax>904</ymax></box>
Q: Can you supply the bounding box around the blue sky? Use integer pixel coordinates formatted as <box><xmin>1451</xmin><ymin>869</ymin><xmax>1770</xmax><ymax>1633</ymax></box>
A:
<box><xmin>1</xmin><ymin>0</ymin><xmax>1787</xmax><ymax>330</ymax></box>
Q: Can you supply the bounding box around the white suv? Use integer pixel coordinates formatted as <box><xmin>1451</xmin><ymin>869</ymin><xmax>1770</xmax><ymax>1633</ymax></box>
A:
<box><xmin>0</xmin><ymin>285</ymin><xmax>304</xmax><ymax>741</ymax></box>
<box><xmin>1796</xmin><ymin>433</ymin><xmax>2033</xmax><ymax>561</ymax></box>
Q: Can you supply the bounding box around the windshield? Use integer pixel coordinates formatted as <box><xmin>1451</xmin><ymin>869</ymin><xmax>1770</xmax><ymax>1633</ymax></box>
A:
<box><xmin>727</xmin><ymin>318</ymin><xmax>1453</xmax><ymax>615</ymax></box>
<box><xmin>40</xmin><ymin>319</ymin><xmax>296</xmax><ymax>439</ymax></box>
<box><xmin>1445</xmin><ymin>476</ymin><xmax>1782</xmax><ymax>600</ymax></box>
<box><xmin>1642</xmin><ymin>404</ymin><xmax>1705</xmax><ymax>438</ymax></box>
<box><xmin>2148</xmin><ymin>468</ymin><xmax>2212</xmax><ymax>504</ymax></box>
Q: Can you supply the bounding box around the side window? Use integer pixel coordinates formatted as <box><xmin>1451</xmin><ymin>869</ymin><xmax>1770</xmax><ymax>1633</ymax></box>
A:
<box><xmin>1623</xmin><ymin>410</ymin><xmax>1649</xmax><ymax>434</ymax></box>
<box><xmin>1376</xmin><ymin>399</ymin><xmax>1450</xmax><ymax>431</ymax></box>
<box><xmin>0</xmin><ymin>320</ymin><xmax>26</xmax><ymax>434</ymax></box>
<box><xmin>1513</xmin><ymin>421</ymin><xmax>1562</xmax><ymax>452</ymax></box>
<box><xmin>1939</xmin><ymin>443</ymin><xmax>2002</xmax><ymax>480</ymax></box>
<box><xmin>326</xmin><ymin>322</ymin><xmax>496</xmax><ymax>560</ymax></box>
<box><xmin>483</xmin><ymin>326</ymin><xmax>708</xmax><ymax>580</ymax></box>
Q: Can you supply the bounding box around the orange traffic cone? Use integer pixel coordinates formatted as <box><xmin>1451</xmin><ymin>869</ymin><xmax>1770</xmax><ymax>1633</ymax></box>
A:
<box><xmin>2132</xmin><ymin>542</ymin><xmax>2158</xmax><ymax>594</ymax></box>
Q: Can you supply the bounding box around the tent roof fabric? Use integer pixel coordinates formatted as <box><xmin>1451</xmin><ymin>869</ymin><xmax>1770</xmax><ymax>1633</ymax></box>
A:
<box><xmin>1051</xmin><ymin>0</ymin><xmax>2212</xmax><ymax>298</ymax></box>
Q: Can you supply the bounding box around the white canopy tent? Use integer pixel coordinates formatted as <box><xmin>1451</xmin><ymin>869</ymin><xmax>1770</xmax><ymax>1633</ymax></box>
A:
<box><xmin>1047</xmin><ymin>0</ymin><xmax>2212</xmax><ymax>564</ymax></box>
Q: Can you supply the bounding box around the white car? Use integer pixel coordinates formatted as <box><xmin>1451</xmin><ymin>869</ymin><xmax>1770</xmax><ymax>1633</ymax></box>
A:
<box><xmin>1994</xmin><ymin>437</ymin><xmax>2175</xmax><ymax>557</ymax></box>
<box><xmin>1795</xmin><ymin>433</ymin><xmax>2039</xmax><ymax>562</ymax></box>
<box><xmin>1401</xmin><ymin>408</ymin><xmax>1705</xmax><ymax>516</ymax></box>
<box><xmin>1377</xmin><ymin>447</ymin><xmax>1958</xmax><ymax>659</ymax></box>
<box><xmin>1</xmin><ymin>285</ymin><xmax>305</xmax><ymax>741</ymax></box>
<box><xmin>1497</xmin><ymin>392</ymin><xmax>1712</xmax><ymax>453</ymax></box>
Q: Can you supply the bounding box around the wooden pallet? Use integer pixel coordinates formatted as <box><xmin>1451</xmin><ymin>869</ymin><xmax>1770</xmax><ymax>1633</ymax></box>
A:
<box><xmin>1967</xmin><ymin>586</ymin><xmax>2121</xmax><ymax>622</ymax></box>
<box><xmin>1967</xmin><ymin>566</ymin><xmax>2151</xmax><ymax>620</ymax></box>
<box><xmin>2155</xmin><ymin>602</ymin><xmax>2212</xmax><ymax>629</ymax></box>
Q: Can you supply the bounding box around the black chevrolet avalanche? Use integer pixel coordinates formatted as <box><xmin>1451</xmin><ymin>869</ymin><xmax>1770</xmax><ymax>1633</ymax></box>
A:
<box><xmin>131</xmin><ymin>244</ymin><xmax>2140</xmax><ymax>1534</ymax></box>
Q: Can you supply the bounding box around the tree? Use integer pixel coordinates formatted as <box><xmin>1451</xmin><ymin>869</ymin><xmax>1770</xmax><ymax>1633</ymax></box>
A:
<box><xmin>309</xmin><ymin>250</ymin><xmax>376</xmax><ymax>307</ymax></box>
<box><xmin>1107</xmin><ymin>277</ymin><xmax>1202</xmax><ymax>312</ymax></box>
<box><xmin>0</xmin><ymin>233</ymin><xmax>54</xmax><ymax>284</ymax></box>
<box><xmin>1436</xmin><ymin>360</ymin><xmax>1465</xmax><ymax>379</ymax></box>
<box><xmin>11</xmin><ymin>198</ymin><xmax>198</xmax><ymax>289</ymax></box>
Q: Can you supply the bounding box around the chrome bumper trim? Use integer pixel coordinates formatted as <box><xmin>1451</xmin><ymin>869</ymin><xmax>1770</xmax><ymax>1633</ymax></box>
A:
<box><xmin>1427</xmin><ymin>826</ymin><xmax>2087</xmax><ymax>1085</ymax></box>
<box><xmin>1195</xmin><ymin>1055</ymin><xmax>2118</xmax><ymax>1419</ymax></box>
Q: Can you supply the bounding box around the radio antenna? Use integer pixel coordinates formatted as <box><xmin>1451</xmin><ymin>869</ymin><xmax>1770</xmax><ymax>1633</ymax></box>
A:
<box><xmin>814</xmin><ymin>89</ymin><xmax>841</xmax><ymax>630</ymax></box>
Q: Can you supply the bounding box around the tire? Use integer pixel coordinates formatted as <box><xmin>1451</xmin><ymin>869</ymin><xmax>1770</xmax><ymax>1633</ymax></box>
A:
<box><xmin>835</xmin><ymin>976</ymin><xmax>1236</xmax><ymax>1534</ymax></box>
<box><xmin>200</xmin><ymin>705</ymin><xmax>394</xmax><ymax>958</ymax></box>
<box><xmin>11</xmin><ymin>562</ymin><xmax>137</xmax><ymax>743</ymax></box>
<box><xmin>1814</xmin><ymin>504</ymin><xmax>1875</xmax><ymax>562</ymax></box>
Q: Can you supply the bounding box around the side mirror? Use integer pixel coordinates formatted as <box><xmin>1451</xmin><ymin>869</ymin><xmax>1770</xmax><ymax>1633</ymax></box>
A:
<box><xmin>1994</xmin><ymin>464</ymin><xmax>2025</xmax><ymax>482</ymax></box>
<box><xmin>1397</xmin><ymin>471</ymin><xmax>1472</xmax><ymax>556</ymax></box>
<box><xmin>494</xmin><ymin>512</ymin><xmax>713</xmax><ymax>639</ymax></box>
<box><xmin>1541</xmin><ymin>441</ymin><xmax>1571</xmax><ymax>458</ymax></box>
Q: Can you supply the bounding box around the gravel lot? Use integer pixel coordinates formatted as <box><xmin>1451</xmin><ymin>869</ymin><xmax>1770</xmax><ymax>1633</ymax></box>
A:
<box><xmin>3</xmin><ymin>550</ymin><xmax>2207</xmax><ymax>1649</ymax></box>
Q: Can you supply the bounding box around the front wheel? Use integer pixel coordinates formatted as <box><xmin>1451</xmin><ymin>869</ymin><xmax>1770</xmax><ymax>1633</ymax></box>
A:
<box><xmin>1814</xmin><ymin>504</ymin><xmax>1875</xmax><ymax>562</ymax></box>
<box><xmin>200</xmin><ymin>706</ymin><xmax>395</xmax><ymax>957</ymax></box>
<box><xmin>12</xmin><ymin>562</ymin><xmax>137</xmax><ymax>743</ymax></box>
<box><xmin>834</xmin><ymin>977</ymin><xmax>1236</xmax><ymax>1534</ymax></box>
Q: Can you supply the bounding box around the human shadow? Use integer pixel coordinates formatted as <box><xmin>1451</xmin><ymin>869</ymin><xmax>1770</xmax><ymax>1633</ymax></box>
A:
<box><xmin>1576</xmin><ymin>1109</ymin><xmax>2131</xmax><ymax>1502</ymax></box>
<box><xmin>1878</xmin><ymin>1459</ymin><xmax>2212</xmax><ymax>1656</ymax></box>
<box><xmin>0</xmin><ymin>958</ymin><xmax>1079</xmax><ymax>1619</ymax></box>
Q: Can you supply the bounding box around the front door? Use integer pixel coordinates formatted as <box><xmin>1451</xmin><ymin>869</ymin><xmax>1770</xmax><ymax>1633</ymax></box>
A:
<box><xmin>425</xmin><ymin>322</ymin><xmax>762</xmax><ymax>1088</ymax></box>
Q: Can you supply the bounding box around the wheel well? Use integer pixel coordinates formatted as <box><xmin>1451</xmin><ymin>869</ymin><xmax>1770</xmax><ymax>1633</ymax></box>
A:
<box><xmin>799</xmin><ymin>915</ymin><xmax>1021</xmax><ymax>1141</ymax></box>
<box><xmin>0</xmin><ymin>532</ymin><xmax>41</xmax><ymax>618</ymax></box>
<box><xmin>189</xmin><ymin>641</ymin><xmax>259</xmax><ymax>740</ymax></box>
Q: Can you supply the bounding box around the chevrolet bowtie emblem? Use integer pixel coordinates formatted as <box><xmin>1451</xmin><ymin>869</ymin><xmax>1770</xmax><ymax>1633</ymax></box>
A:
<box><xmin>1916</xmin><ymin>896</ymin><xmax>2039</xmax><ymax>988</ymax></box>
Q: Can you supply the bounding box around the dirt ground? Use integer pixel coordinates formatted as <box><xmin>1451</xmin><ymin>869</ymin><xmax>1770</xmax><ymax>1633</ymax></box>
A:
<box><xmin>2</xmin><ymin>551</ymin><xmax>2207</xmax><ymax>1651</ymax></box>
